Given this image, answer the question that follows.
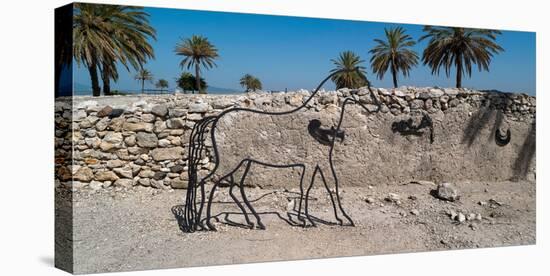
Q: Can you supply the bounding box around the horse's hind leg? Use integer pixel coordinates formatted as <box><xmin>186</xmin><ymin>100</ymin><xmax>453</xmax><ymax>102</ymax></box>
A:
<box><xmin>238</xmin><ymin>161</ymin><xmax>265</xmax><ymax>230</ymax></box>
<box><xmin>229</xmin><ymin>174</ymin><xmax>253</xmax><ymax>228</ymax></box>
<box><xmin>205</xmin><ymin>180</ymin><xmax>221</xmax><ymax>231</ymax></box>
<box><xmin>303</xmin><ymin>166</ymin><xmax>318</xmax><ymax>227</ymax></box>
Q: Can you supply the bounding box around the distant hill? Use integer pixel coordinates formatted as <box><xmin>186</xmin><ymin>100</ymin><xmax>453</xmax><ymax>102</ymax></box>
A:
<box><xmin>72</xmin><ymin>82</ymin><xmax>240</xmax><ymax>95</ymax></box>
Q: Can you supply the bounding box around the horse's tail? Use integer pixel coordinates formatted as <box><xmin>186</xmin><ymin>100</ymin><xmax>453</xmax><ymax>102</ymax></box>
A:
<box><xmin>182</xmin><ymin>116</ymin><xmax>217</xmax><ymax>232</ymax></box>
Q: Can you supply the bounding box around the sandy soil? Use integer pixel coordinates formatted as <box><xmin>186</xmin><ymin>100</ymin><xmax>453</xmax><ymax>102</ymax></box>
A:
<box><xmin>61</xmin><ymin>180</ymin><xmax>535</xmax><ymax>274</ymax></box>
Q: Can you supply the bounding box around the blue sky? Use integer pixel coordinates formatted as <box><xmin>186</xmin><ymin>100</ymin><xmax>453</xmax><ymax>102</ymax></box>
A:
<box><xmin>74</xmin><ymin>7</ymin><xmax>536</xmax><ymax>95</ymax></box>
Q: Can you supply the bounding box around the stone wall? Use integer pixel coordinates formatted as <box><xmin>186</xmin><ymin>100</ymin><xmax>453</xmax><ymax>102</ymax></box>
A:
<box><xmin>55</xmin><ymin>87</ymin><xmax>536</xmax><ymax>191</ymax></box>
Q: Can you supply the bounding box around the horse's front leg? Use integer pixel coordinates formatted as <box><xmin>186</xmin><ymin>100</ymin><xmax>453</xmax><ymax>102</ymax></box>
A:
<box><xmin>318</xmin><ymin>162</ymin><xmax>354</xmax><ymax>226</ymax></box>
<box><xmin>238</xmin><ymin>161</ymin><xmax>265</xmax><ymax>230</ymax></box>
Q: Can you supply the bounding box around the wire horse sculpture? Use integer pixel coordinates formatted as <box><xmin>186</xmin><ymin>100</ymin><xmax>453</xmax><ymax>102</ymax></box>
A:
<box><xmin>182</xmin><ymin>69</ymin><xmax>381</xmax><ymax>232</ymax></box>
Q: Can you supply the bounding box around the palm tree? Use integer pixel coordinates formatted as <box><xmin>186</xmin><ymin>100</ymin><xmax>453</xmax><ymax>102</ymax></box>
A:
<box><xmin>369</xmin><ymin>27</ymin><xmax>419</xmax><ymax>88</ymax></box>
<box><xmin>155</xmin><ymin>79</ymin><xmax>169</xmax><ymax>93</ymax></box>
<box><xmin>73</xmin><ymin>3</ymin><xmax>118</xmax><ymax>96</ymax></box>
<box><xmin>420</xmin><ymin>26</ymin><xmax>503</xmax><ymax>88</ymax></box>
<box><xmin>73</xmin><ymin>4</ymin><xmax>156</xmax><ymax>96</ymax></box>
<box><xmin>239</xmin><ymin>74</ymin><xmax>262</xmax><ymax>92</ymax></box>
<box><xmin>174</xmin><ymin>35</ymin><xmax>219</xmax><ymax>93</ymax></box>
<box><xmin>176</xmin><ymin>72</ymin><xmax>206</xmax><ymax>94</ymax></box>
<box><xmin>98</xmin><ymin>5</ymin><xmax>156</xmax><ymax>95</ymax></box>
<box><xmin>55</xmin><ymin>5</ymin><xmax>73</xmax><ymax>97</ymax></box>
<box><xmin>135</xmin><ymin>69</ymin><xmax>153</xmax><ymax>94</ymax></box>
<box><xmin>330</xmin><ymin>51</ymin><xmax>368</xmax><ymax>89</ymax></box>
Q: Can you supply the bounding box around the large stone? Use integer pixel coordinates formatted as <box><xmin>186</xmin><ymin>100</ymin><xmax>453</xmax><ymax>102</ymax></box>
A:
<box><xmin>167</xmin><ymin>118</ymin><xmax>185</xmax><ymax>128</ymax></box>
<box><xmin>170</xmin><ymin>179</ymin><xmax>188</xmax><ymax>189</ymax></box>
<box><xmin>151</xmin><ymin>104</ymin><xmax>168</xmax><ymax>117</ymax></box>
<box><xmin>151</xmin><ymin>147</ymin><xmax>184</xmax><ymax>161</ymax></box>
<box><xmin>188</xmin><ymin>102</ymin><xmax>209</xmax><ymax>113</ymax></box>
<box><xmin>169</xmin><ymin>108</ymin><xmax>187</xmax><ymax>117</ymax></box>
<box><xmin>103</xmin><ymin>132</ymin><xmax>123</xmax><ymax>144</ymax></box>
<box><xmin>114</xmin><ymin>179</ymin><xmax>133</xmax><ymax>188</ymax></box>
<box><xmin>136</xmin><ymin>132</ymin><xmax>158</xmax><ymax>148</ymax></box>
<box><xmin>113</xmin><ymin>166</ymin><xmax>133</xmax><ymax>179</ymax></box>
<box><xmin>97</xmin><ymin>106</ymin><xmax>113</xmax><ymax>117</ymax></box>
<box><xmin>123</xmin><ymin>122</ymin><xmax>154</xmax><ymax>132</ymax></box>
<box><xmin>211</xmin><ymin>98</ymin><xmax>234</xmax><ymax>109</ymax></box>
<box><xmin>74</xmin><ymin>167</ymin><xmax>93</xmax><ymax>182</ymax></box>
<box><xmin>153</xmin><ymin>171</ymin><xmax>167</xmax><ymax>180</ymax></box>
<box><xmin>106</xmin><ymin>159</ymin><xmax>125</xmax><ymax>168</ymax></box>
<box><xmin>435</xmin><ymin>182</ymin><xmax>459</xmax><ymax>201</ymax></box>
<box><xmin>94</xmin><ymin>171</ymin><xmax>119</xmax><ymax>182</ymax></box>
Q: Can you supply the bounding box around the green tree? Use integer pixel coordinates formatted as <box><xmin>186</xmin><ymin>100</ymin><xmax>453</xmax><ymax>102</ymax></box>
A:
<box><xmin>330</xmin><ymin>51</ymin><xmax>368</xmax><ymax>89</ymax></box>
<box><xmin>369</xmin><ymin>27</ymin><xmax>418</xmax><ymax>88</ymax></box>
<box><xmin>174</xmin><ymin>35</ymin><xmax>219</xmax><ymax>94</ymax></box>
<box><xmin>73</xmin><ymin>4</ymin><xmax>156</xmax><ymax>96</ymax></box>
<box><xmin>155</xmin><ymin>79</ymin><xmax>169</xmax><ymax>93</ymax></box>
<box><xmin>135</xmin><ymin>69</ymin><xmax>153</xmax><ymax>94</ymax></box>
<box><xmin>239</xmin><ymin>74</ymin><xmax>262</xmax><ymax>92</ymax></box>
<box><xmin>420</xmin><ymin>26</ymin><xmax>503</xmax><ymax>88</ymax></box>
<box><xmin>176</xmin><ymin>72</ymin><xmax>206</xmax><ymax>94</ymax></box>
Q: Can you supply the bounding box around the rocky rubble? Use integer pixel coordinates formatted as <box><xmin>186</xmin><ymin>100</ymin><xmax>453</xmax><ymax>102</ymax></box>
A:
<box><xmin>55</xmin><ymin>86</ymin><xmax>536</xmax><ymax>191</ymax></box>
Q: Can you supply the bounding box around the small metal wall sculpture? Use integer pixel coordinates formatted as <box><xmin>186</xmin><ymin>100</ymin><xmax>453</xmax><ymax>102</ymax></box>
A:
<box><xmin>181</xmin><ymin>69</ymin><xmax>382</xmax><ymax>232</ymax></box>
<box><xmin>495</xmin><ymin>128</ymin><xmax>511</xmax><ymax>146</ymax></box>
<box><xmin>391</xmin><ymin>113</ymin><xmax>434</xmax><ymax>143</ymax></box>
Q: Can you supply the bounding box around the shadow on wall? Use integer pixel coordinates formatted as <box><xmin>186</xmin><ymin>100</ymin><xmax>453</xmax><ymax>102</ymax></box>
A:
<box><xmin>512</xmin><ymin>121</ymin><xmax>536</xmax><ymax>178</ymax></box>
<box><xmin>462</xmin><ymin>106</ymin><xmax>536</xmax><ymax>179</ymax></box>
<box><xmin>462</xmin><ymin>107</ymin><xmax>495</xmax><ymax>147</ymax></box>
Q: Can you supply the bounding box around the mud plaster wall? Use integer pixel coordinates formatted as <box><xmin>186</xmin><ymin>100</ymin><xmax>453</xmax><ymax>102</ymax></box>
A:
<box><xmin>55</xmin><ymin>87</ymin><xmax>536</xmax><ymax>190</ymax></box>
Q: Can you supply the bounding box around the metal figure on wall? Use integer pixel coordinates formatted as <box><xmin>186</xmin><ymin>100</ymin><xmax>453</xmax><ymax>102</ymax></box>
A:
<box><xmin>180</xmin><ymin>69</ymin><xmax>382</xmax><ymax>232</ymax></box>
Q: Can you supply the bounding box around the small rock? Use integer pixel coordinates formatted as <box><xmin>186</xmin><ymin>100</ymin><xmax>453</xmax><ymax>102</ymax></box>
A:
<box><xmin>467</xmin><ymin>213</ymin><xmax>477</xmax><ymax>221</ymax></box>
<box><xmin>385</xmin><ymin>193</ymin><xmax>401</xmax><ymax>203</ymax></box>
<box><xmin>457</xmin><ymin>212</ymin><xmax>466</xmax><ymax>223</ymax></box>
<box><xmin>410</xmin><ymin>209</ymin><xmax>420</xmax><ymax>216</ymax></box>
<box><xmin>365</xmin><ymin>197</ymin><xmax>375</xmax><ymax>204</ymax></box>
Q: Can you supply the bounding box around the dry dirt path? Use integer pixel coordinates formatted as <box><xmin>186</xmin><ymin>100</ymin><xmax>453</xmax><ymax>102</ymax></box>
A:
<box><xmin>60</xmin><ymin>180</ymin><xmax>535</xmax><ymax>274</ymax></box>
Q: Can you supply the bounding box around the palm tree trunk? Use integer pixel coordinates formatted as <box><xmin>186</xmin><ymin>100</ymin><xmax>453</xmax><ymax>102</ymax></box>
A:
<box><xmin>141</xmin><ymin>79</ymin><xmax>145</xmax><ymax>94</ymax></box>
<box><xmin>195</xmin><ymin>64</ymin><xmax>200</xmax><ymax>94</ymax></box>
<box><xmin>55</xmin><ymin>63</ymin><xmax>62</xmax><ymax>98</ymax></box>
<box><xmin>88</xmin><ymin>60</ymin><xmax>100</xmax><ymax>97</ymax></box>
<box><xmin>101</xmin><ymin>61</ymin><xmax>111</xmax><ymax>96</ymax></box>
<box><xmin>456</xmin><ymin>56</ymin><xmax>463</xmax><ymax>88</ymax></box>
<box><xmin>391</xmin><ymin>63</ymin><xmax>398</xmax><ymax>88</ymax></box>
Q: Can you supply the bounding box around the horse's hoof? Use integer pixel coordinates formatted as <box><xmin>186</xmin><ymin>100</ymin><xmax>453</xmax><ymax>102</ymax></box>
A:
<box><xmin>257</xmin><ymin>222</ymin><xmax>266</xmax><ymax>230</ymax></box>
<box><xmin>206</xmin><ymin>223</ymin><xmax>217</xmax><ymax>231</ymax></box>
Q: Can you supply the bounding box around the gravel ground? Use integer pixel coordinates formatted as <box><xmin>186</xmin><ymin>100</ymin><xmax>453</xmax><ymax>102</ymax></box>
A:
<box><xmin>60</xmin><ymin>180</ymin><xmax>535</xmax><ymax>274</ymax></box>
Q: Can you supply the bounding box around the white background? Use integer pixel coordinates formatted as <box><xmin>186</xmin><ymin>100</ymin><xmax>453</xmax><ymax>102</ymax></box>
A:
<box><xmin>0</xmin><ymin>0</ymin><xmax>547</xmax><ymax>275</ymax></box>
